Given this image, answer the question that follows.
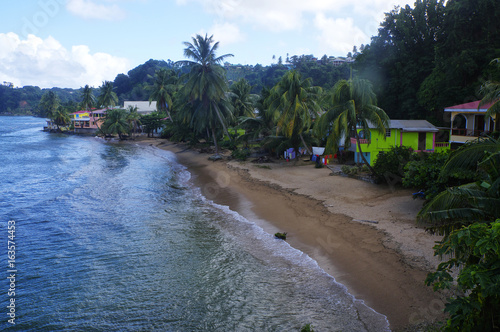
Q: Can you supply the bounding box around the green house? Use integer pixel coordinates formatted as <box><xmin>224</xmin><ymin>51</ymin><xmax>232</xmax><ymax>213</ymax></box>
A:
<box><xmin>348</xmin><ymin>120</ymin><xmax>450</xmax><ymax>165</ymax></box>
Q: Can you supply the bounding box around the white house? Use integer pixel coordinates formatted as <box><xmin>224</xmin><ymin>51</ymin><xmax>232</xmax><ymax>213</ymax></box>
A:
<box><xmin>123</xmin><ymin>101</ymin><xmax>157</xmax><ymax>115</ymax></box>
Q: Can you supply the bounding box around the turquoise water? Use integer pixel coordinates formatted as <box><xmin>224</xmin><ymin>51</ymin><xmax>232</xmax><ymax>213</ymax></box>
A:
<box><xmin>0</xmin><ymin>116</ymin><xmax>389</xmax><ymax>331</ymax></box>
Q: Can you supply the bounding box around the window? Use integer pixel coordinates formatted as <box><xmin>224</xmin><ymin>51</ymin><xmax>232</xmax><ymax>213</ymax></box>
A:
<box><xmin>385</xmin><ymin>129</ymin><xmax>391</xmax><ymax>137</ymax></box>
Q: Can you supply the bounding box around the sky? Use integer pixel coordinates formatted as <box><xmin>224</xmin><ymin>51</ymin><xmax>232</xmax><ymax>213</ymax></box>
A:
<box><xmin>0</xmin><ymin>0</ymin><xmax>413</xmax><ymax>89</ymax></box>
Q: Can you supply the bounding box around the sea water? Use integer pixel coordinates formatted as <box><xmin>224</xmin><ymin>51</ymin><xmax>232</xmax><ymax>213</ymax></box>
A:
<box><xmin>0</xmin><ymin>116</ymin><xmax>389</xmax><ymax>331</ymax></box>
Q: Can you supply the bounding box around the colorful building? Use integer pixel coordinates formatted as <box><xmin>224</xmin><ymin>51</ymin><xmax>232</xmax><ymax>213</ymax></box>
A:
<box><xmin>444</xmin><ymin>100</ymin><xmax>497</xmax><ymax>144</ymax></box>
<box><xmin>71</xmin><ymin>109</ymin><xmax>106</xmax><ymax>133</ymax></box>
<box><xmin>348</xmin><ymin>120</ymin><xmax>449</xmax><ymax>165</ymax></box>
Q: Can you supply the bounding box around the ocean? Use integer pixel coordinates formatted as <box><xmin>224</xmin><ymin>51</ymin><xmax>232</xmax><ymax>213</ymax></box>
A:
<box><xmin>0</xmin><ymin>116</ymin><xmax>389</xmax><ymax>331</ymax></box>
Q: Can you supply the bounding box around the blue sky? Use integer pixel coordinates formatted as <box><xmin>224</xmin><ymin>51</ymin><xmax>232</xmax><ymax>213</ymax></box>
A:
<box><xmin>0</xmin><ymin>0</ymin><xmax>412</xmax><ymax>88</ymax></box>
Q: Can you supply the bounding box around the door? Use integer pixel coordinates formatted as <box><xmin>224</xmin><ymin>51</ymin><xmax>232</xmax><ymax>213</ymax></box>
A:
<box><xmin>418</xmin><ymin>132</ymin><xmax>426</xmax><ymax>151</ymax></box>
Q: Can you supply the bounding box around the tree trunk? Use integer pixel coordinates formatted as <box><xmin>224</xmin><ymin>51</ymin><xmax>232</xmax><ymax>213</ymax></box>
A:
<box><xmin>215</xmin><ymin>108</ymin><xmax>232</xmax><ymax>142</ymax></box>
<box><xmin>299</xmin><ymin>133</ymin><xmax>312</xmax><ymax>155</ymax></box>
<box><xmin>211</xmin><ymin>126</ymin><xmax>219</xmax><ymax>155</ymax></box>
<box><xmin>355</xmin><ymin>130</ymin><xmax>377</xmax><ymax>175</ymax></box>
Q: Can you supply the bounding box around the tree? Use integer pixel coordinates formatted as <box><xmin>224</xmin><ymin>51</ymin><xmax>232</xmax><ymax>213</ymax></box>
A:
<box><xmin>80</xmin><ymin>84</ymin><xmax>95</xmax><ymax>112</ymax></box>
<box><xmin>266</xmin><ymin>71</ymin><xmax>322</xmax><ymax>156</ymax></box>
<box><xmin>229</xmin><ymin>78</ymin><xmax>259</xmax><ymax>119</ymax></box>
<box><xmin>176</xmin><ymin>34</ymin><xmax>234</xmax><ymax>155</ymax></box>
<box><xmin>425</xmin><ymin>220</ymin><xmax>500</xmax><ymax>331</ymax></box>
<box><xmin>100</xmin><ymin>108</ymin><xmax>129</xmax><ymax>139</ymax></box>
<box><xmin>418</xmin><ymin>137</ymin><xmax>500</xmax><ymax>236</ymax></box>
<box><xmin>126</xmin><ymin>105</ymin><xmax>141</xmax><ymax>138</ymax></box>
<box><xmin>51</xmin><ymin>105</ymin><xmax>71</xmax><ymax>129</ymax></box>
<box><xmin>97</xmin><ymin>81</ymin><xmax>118</xmax><ymax>110</ymax></box>
<box><xmin>149</xmin><ymin>68</ymin><xmax>178</xmax><ymax>122</ymax></box>
<box><xmin>479</xmin><ymin>58</ymin><xmax>500</xmax><ymax>132</ymax></box>
<box><xmin>39</xmin><ymin>91</ymin><xmax>60</xmax><ymax>118</ymax></box>
<box><xmin>315</xmin><ymin>77</ymin><xmax>390</xmax><ymax>174</ymax></box>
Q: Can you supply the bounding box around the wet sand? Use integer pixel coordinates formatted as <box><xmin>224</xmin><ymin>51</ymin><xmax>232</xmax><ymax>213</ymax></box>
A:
<box><xmin>141</xmin><ymin>139</ymin><xmax>446</xmax><ymax>330</ymax></box>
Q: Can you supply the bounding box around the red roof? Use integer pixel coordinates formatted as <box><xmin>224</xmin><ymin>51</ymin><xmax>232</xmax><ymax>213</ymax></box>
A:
<box><xmin>444</xmin><ymin>100</ymin><xmax>495</xmax><ymax>110</ymax></box>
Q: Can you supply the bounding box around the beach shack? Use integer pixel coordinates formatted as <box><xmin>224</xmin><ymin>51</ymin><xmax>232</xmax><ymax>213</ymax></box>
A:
<box><xmin>348</xmin><ymin>120</ymin><xmax>449</xmax><ymax>165</ymax></box>
<box><xmin>444</xmin><ymin>100</ymin><xmax>497</xmax><ymax>145</ymax></box>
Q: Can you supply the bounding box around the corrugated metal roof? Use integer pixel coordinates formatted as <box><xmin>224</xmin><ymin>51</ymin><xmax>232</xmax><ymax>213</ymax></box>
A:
<box><xmin>444</xmin><ymin>100</ymin><xmax>494</xmax><ymax>111</ymax></box>
<box><xmin>367</xmin><ymin>119</ymin><xmax>439</xmax><ymax>132</ymax></box>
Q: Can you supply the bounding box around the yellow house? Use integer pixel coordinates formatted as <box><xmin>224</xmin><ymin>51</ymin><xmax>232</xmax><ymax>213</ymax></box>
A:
<box><xmin>349</xmin><ymin>120</ymin><xmax>449</xmax><ymax>165</ymax></box>
<box><xmin>444</xmin><ymin>100</ymin><xmax>497</xmax><ymax>144</ymax></box>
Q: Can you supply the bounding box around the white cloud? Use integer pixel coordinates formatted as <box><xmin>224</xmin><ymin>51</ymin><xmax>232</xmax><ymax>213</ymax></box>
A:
<box><xmin>314</xmin><ymin>13</ymin><xmax>369</xmax><ymax>57</ymax></box>
<box><xmin>206</xmin><ymin>22</ymin><xmax>245</xmax><ymax>46</ymax></box>
<box><xmin>66</xmin><ymin>0</ymin><xmax>126</xmax><ymax>21</ymax></box>
<box><xmin>0</xmin><ymin>33</ymin><xmax>130</xmax><ymax>88</ymax></box>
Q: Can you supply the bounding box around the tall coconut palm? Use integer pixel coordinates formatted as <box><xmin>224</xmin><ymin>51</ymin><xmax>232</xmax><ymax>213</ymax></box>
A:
<box><xmin>126</xmin><ymin>105</ymin><xmax>141</xmax><ymax>138</ymax></box>
<box><xmin>266</xmin><ymin>70</ymin><xmax>322</xmax><ymax>156</ymax></box>
<box><xmin>315</xmin><ymin>77</ymin><xmax>390</xmax><ymax>174</ymax></box>
<box><xmin>81</xmin><ymin>84</ymin><xmax>96</xmax><ymax>112</ymax></box>
<box><xmin>177</xmin><ymin>34</ymin><xmax>234</xmax><ymax>155</ymax></box>
<box><xmin>39</xmin><ymin>90</ymin><xmax>60</xmax><ymax>119</ymax></box>
<box><xmin>149</xmin><ymin>68</ymin><xmax>177</xmax><ymax>122</ymax></box>
<box><xmin>418</xmin><ymin>137</ymin><xmax>500</xmax><ymax>236</ymax></box>
<box><xmin>97</xmin><ymin>81</ymin><xmax>118</xmax><ymax>110</ymax></box>
<box><xmin>479</xmin><ymin>58</ymin><xmax>500</xmax><ymax>132</ymax></box>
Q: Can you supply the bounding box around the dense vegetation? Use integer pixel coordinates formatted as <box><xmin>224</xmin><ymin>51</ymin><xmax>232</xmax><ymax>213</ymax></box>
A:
<box><xmin>2</xmin><ymin>1</ymin><xmax>500</xmax><ymax>329</ymax></box>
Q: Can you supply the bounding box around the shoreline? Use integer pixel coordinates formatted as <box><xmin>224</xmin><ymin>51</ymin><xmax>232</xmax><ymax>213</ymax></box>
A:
<box><xmin>138</xmin><ymin>138</ymin><xmax>446</xmax><ymax>330</ymax></box>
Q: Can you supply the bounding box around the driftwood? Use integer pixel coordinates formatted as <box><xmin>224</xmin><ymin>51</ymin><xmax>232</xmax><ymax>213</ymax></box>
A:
<box><xmin>352</xmin><ymin>219</ymin><xmax>379</xmax><ymax>224</ymax></box>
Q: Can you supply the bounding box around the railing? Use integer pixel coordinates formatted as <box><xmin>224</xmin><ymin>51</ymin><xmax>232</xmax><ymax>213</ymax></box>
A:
<box><xmin>451</xmin><ymin>128</ymin><xmax>489</xmax><ymax>137</ymax></box>
<box><xmin>435</xmin><ymin>142</ymin><xmax>450</xmax><ymax>148</ymax></box>
<box><xmin>350</xmin><ymin>137</ymin><xmax>371</xmax><ymax>145</ymax></box>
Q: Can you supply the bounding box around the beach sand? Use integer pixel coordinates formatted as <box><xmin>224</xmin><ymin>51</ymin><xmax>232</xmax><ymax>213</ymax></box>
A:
<box><xmin>140</xmin><ymin>138</ymin><xmax>446</xmax><ymax>330</ymax></box>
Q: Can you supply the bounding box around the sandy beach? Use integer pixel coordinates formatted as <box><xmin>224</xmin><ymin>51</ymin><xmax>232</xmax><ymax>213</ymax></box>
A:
<box><xmin>140</xmin><ymin>138</ymin><xmax>446</xmax><ymax>330</ymax></box>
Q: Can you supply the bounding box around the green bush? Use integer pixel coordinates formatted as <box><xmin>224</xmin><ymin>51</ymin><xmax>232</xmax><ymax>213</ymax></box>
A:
<box><xmin>403</xmin><ymin>151</ymin><xmax>449</xmax><ymax>200</ymax></box>
<box><xmin>231</xmin><ymin>147</ymin><xmax>250</xmax><ymax>161</ymax></box>
<box><xmin>426</xmin><ymin>220</ymin><xmax>500</xmax><ymax>331</ymax></box>
<box><xmin>373</xmin><ymin>146</ymin><xmax>415</xmax><ymax>184</ymax></box>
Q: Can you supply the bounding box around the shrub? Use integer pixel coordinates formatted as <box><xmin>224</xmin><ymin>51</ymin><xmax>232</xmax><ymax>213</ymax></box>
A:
<box><xmin>231</xmin><ymin>147</ymin><xmax>250</xmax><ymax>161</ymax></box>
<box><xmin>426</xmin><ymin>220</ymin><xmax>500</xmax><ymax>331</ymax></box>
<box><xmin>403</xmin><ymin>151</ymin><xmax>449</xmax><ymax>200</ymax></box>
<box><xmin>373</xmin><ymin>146</ymin><xmax>415</xmax><ymax>184</ymax></box>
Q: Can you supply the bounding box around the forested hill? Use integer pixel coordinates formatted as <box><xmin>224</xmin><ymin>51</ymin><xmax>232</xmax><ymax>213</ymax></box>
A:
<box><xmin>1</xmin><ymin>0</ymin><xmax>499</xmax><ymax>124</ymax></box>
<box><xmin>0</xmin><ymin>57</ymin><xmax>351</xmax><ymax>116</ymax></box>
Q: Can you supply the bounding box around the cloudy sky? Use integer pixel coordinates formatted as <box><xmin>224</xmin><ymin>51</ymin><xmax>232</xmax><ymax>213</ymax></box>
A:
<box><xmin>1</xmin><ymin>0</ymin><xmax>412</xmax><ymax>89</ymax></box>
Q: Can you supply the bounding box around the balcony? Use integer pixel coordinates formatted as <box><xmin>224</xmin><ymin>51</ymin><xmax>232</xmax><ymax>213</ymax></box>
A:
<box><xmin>451</xmin><ymin>128</ymin><xmax>489</xmax><ymax>137</ymax></box>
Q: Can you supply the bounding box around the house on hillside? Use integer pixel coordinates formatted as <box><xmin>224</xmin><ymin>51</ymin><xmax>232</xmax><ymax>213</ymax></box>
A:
<box><xmin>348</xmin><ymin>120</ymin><xmax>450</xmax><ymax>165</ymax></box>
<box><xmin>123</xmin><ymin>101</ymin><xmax>157</xmax><ymax>115</ymax></box>
<box><xmin>71</xmin><ymin>109</ymin><xmax>106</xmax><ymax>133</ymax></box>
<box><xmin>444</xmin><ymin>101</ymin><xmax>497</xmax><ymax>145</ymax></box>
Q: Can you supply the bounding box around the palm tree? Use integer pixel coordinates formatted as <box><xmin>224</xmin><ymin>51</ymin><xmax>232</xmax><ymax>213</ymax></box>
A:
<box><xmin>100</xmin><ymin>108</ymin><xmax>129</xmax><ymax>139</ymax></box>
<box><xmin>417</xmin><ymin>137</ymin><xmax>500</xmax><ymax>236</ymax></box>
<box><xmin>39</xmin><ymin>90</ymin><xmax>60</xmax><ymax>118</ymax></box>
<box><xmin>479</xmin><ymin>58</ymin><xmax>500</xmax><ymax>132</ymax></box>
<box><xmin>126</xmin><ymin>105</ymin><xmax>141</xmax><ymax>138</ymax></box>
<box><xmin>315</xmin><ymin>77</ymin><xmax>390</xmax><ymax>174</ymax></box>
<box><xmin>229</xmin><ymin>78</ymin><xmax>259</xmax><ymax>119</ymax></box>
<box><xmin>149</xmin><ymin>68</ymin><xmax>177</xmax><ymax>122</ymax></box>
<box><xmin>97</xmin><ymin>81</ymin><xmax>118</xmax><ymax>110</ymax></box>
<box><xmin>266</xmin><ymin>71</ymin><xmax>322</xmax><ymax>156</ymax></box>
<box><xmin>176</xmin><ymin>34</ymin><xmax>234</xmax><ymax>155</ymax></box>
<box><xmin>52</xmin><ymin>106</ymin><xmax>71</xmax><ymax>130</ymax></box>
<box><xmin>81</xmin><ymin>84</ymin><xmax>96</xmax><ymax>112</ymax></box>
